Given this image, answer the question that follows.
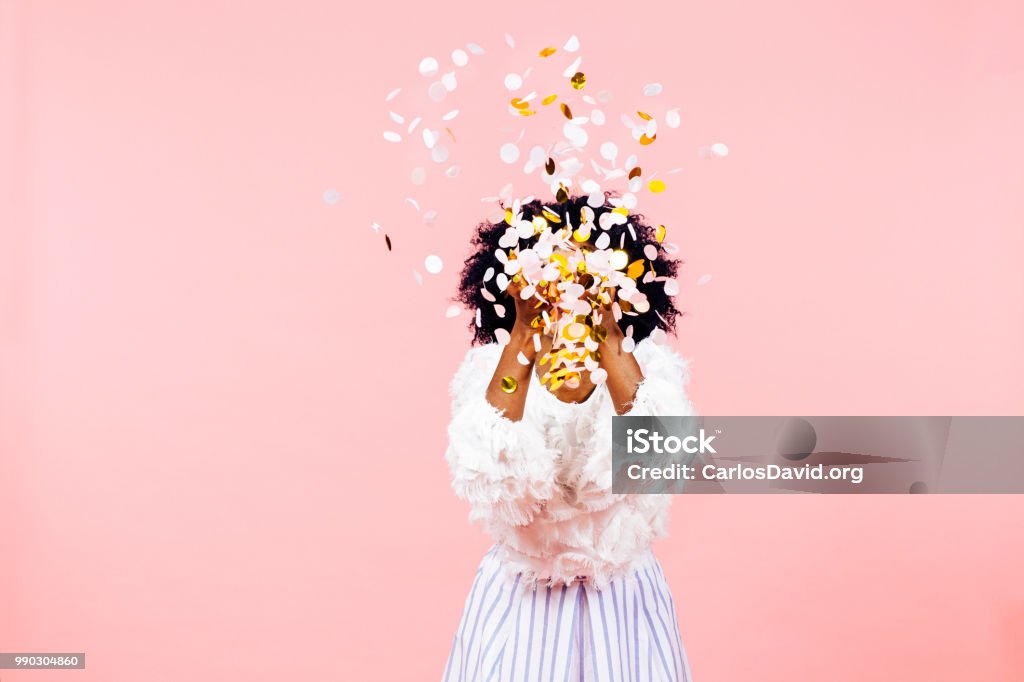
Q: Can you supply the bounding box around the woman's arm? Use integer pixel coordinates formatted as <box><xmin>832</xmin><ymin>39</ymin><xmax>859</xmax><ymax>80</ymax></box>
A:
<box><xmin>596</xmin><ymin>310</ymin><xmax>645</xmax><ymax>415</ymax></box>
<box><xmin>484</xmin><ymin>280</ymin><xmax>552</xmax><ymax>421</ymax></box>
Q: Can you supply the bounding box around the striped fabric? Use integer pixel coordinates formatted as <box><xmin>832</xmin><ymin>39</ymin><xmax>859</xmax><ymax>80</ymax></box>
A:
<box><xmin>443</xmin><ymin>547</ymin><xmax>693</xmax><ymax>682</ymax></box>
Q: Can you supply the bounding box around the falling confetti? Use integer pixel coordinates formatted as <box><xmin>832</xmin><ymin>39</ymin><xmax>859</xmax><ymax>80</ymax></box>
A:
<box><xmin>322</xmin><ymin>189</ymin><xmax>341</xmax><ymax>205</ymax></box>
<box><xmin>643</xmin><ymin>83</ymin><xmax>663</xmax><ymax>96</ymax></box>
<box><xmin>424</xmin><ymin>254</ymin><xmax>443</xmax><ymax>274</ymax></box>
<box><xmin>418</xmin><ymin>57</ymin><xmax>439</xmax><ymax>77</ymax></box>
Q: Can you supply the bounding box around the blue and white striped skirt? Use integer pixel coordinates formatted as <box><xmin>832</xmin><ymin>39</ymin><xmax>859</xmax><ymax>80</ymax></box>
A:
<box><xmin>443</xmin><ymin>546</ymin><xmax>693</xmax><ymax>682</ymax></box>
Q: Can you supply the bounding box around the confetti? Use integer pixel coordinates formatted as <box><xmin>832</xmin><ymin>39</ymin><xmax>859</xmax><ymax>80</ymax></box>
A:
<box><xmin>591</xmin><ymin>109</ymin><xmax>606</xmax><ymax>125</ymax></box>
<box><xmin>698</xmin><ymin>274</ymin><xmax>712</xmax><ymax>285</ymax></box>
<box><xmin>563</xmin><ymin>35</ymin><xmax>580</xmax><ymax>52</ymax></box>
<box><xmin>711</xmin><ymin>142</ymin><xmax>729</xmax><ymax>157</ymax></box>
<box><xmin>539</xmin><ymin>46</ymin><xmax>557</xmax><ymax>58</ymax></box>
<box><xmin>425</xmin><ymin>254</ymin><xmax>443</xmax><ymax>274</ymax></box>
<box><xmin>666</xmin><ymin>108</ymin><xmax>681</xmax><ymax>128</ymax></box>
<box><xmin>385</xmin><ymin>87</ymin><xmax>401</xmax><ymax>101</ymax></box>
<box><xmin>418</xmin><ymin>57</ymin><xmax>439</xmax><ymax>77</ymax></box>
<box><xmin>322</xmin><ymin>189</ymin><xmax>341</xmax><ymax>204</ymax></box>
<box><xmin>648</xmin><ymin>179</ymin><xmax>666</xmax><ymax>193</ymax></box>
<box><xmin>500</xmin><ymin>143</ymin><xmax>520</xmax><ymax>163</ymax></box>
<box><xmin>467</xmin><ymin>42</ymin><xmax>485</xmax><ymax>55</ymax></box>
<box><xmin>664</xmin><ymin>279</ymin><xmax>679</xmax><ymax>296</ymax></box>
<box><xmin>383</xmin><ymin>131</ymin><xmax>402</xmax><ymax>142</ymax></box>
<box><xmin>505</xmin><ymin>33</ymin><xmax>515</xmax><ymax>48</ymax></box>
<box><xmin>428</xmin><ymin>81</ymin><xmax>447</xmax><ymax>102</ymax></box>
<box><xmin>385</xmin><ymin>234</ymin><xmax>392</xmax><ymax>251</ymax></box>
<box><xmin>413</xmin><ymin>269</ymin><xmax>423</xmax><ymax>285</ymax></box>
<box><xmin>442</xmin><ymin>108</ymin><xmax>460</xmax><ymax>121</ymax></box>
<box><xmin>643</xmin><ymin>83</ymin><xmax>663</xmax><ymax>96</ymax></box>
<box><xmin>451</xmin><ymin>49</ymin><xmax>468</xmax><ymax>66</ymax></box>
<box><xmin>504</xmin><ymin>73</ymin><xmax>523</xmax><ymax>91</ymax></box>
<box><xmin>410</xmin><ymin>167</ymin><xmax>426</xmax><ymax>185</ymax></box>
<box><xmin>570</xmin><ymin>72</ymin><xmax>586</xmax><ymax>90</ymax></box>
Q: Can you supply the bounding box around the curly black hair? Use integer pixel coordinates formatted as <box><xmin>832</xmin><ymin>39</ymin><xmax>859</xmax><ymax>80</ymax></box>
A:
<box><xmin>453</xmin><ymin>192</ymin><xmax>684</xmax><ymax>346</ymax></box>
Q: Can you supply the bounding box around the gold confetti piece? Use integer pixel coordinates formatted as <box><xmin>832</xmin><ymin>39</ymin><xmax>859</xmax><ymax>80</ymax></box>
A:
<box><xmin>517</xmin><ymin>109</ymin><xmax>537</xmax><ymax>116</ymax></box>
<box><xmin>637</xmin><ymin>111</ymin><xmax>652</xmax><ymax>121</ymax></box>
<box><xmin>609</xmin><ymin>249</ymin><xmax>628</xmax><ymax>270</ymax></box>
<box><xmin>556</xmin><ymin>186</ymin><xmax>569</xmax><ymax>203</ymax></box>
<box><xmin>445</xmin><ymin>127</ymin><xmax>456</xmax><ymax>142</ymax></box>
<box><xmin>510</xmin><ymin>97</ymin><xmax>530</xmax><ymax>109</ymax></box>
<box><xmin>640</xmin><ymin>133</ymin><xmax>657</xmax><ymax>145</ymax></box>
<box><xmin>626</xmin><ymin>259</ymin><xmax>645</xmax><ymax>279</ymax></box>
<box><xmin>570</xmin><ymin>72</ymin><xmax>586</xmax><ymax>89</ymax></box>
<box><xmin>542</xmin><ymin>94</ymin><xmax>558</xmax><ymax>105</ymax></box>
<box><xmin>545</xmin><ymin>157</ymin><xmax>556</xmax><ymax>174</ymax></box>
<box><xmin>542</xmin><ymin>207</ymin><xmax>561</xmax><ymax>223</ymax></box>
<box><xmin>560</xmin><ymin>102</ymin><xmax>573</xmax><ymax>120</ymax></box>
<box><xmin>539</xmin><ymin>46</ymin><xmax>557</xmax><ymax>58</ymax></box>
<box><xmin>592</xmin><ymin>324</ymin><xmax>608</xmax><ymax>342</ymax></box>
<box><xmin>573</xmin><ymin>228</ymin><xmax>588</xmax><ymax>242</ymax></box>
<box><xmin>385</xmin><ymin>234</ymin><xmax>392</xmax><ymax>251</ymax></box>
<box><xmin>656</xmin><ymin>224</ymin><xmax>667</xmax><ymax>242</ymax></box>
<box><xmin>505</xmin><ymin>209</ymin><xmax>514</xmax><ymax>225</ymax></box>
<box><xmin>648</xmin><ymin>179</ymin><xmax>666</xmax><ymax>193</ymax></box>
<box><xmin>628</xmin><ymin>166</ymin><xmax>642</xmax><ymax>180</ymax></box>
<box><xmin>500</xmin><ymin>376</ymin><xmax>518</xmax><ymax>393</ymax></box>
<box><xmin>612</xmin><ymin>207</ymin><xmax>629</xmax><ymax>216</ymax></box>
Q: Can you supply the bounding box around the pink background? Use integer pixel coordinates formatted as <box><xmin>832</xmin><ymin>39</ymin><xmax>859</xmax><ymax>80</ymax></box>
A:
<box><xmin>3</xmin><ymin>0</ymin><xmax>1024</xmax><ymax>680</ymax></box>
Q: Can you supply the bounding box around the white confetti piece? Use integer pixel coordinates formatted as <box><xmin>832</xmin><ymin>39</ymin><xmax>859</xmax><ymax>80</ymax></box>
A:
<box><xmin>599</xmin><ymin>142</ymin><xmax>618</xmax><ymax>162</ymax></box>
<box><xmin>591</xmin><ymin>109</ymin><xmax>606</xmax><ymax>126</ymax></box>
<box><xmin>563</xmin><ymin>35</ymin><xmax>580</xmax><ymax>52</ymax></box>
<box><xmin>442</xmin><ymin>108</ymin><xmax>460</xmax><ymax>121</ymax></box>
<box><xmin>428</xmin><ymin>81</ymin><xmax>447</xmax><ymax>102</ymax></box>
<box><xmin>370</xmin><ymin>221</ymin><xmax>381</xmax><ymax>233</ymax></box>
<box><xmin>385</xmin><ymin>87</ymin><xmax>401</xmax><ymax>102</ymax></box>
<box><xmin>621</xmin><ymin>337</ymin><xmax>636</xmax><ymax>353</ymax></box>
<box><xmin>643</xmin><ymin>82</ymin><xmax>663</xmax><ymax>96</ymax></box>
<box><xmin>467</xmin><ymin>42</ymin><xmax>485</xmax><ymax>55</ymax></box>
<box><xmin>410</xmin><ymin>167</ymin><xmax>426</xmax><ymax>185</ymax></box>
<box><xmin>445</xmin><ymin>304</ymin><xmax>462</xmax><ymax>318</ymax></box>
<box><xmin>388</xmin><ymin>111</ymin><xmax>404</xmax><ymax>124</ymax></box>
<box><xmin>431</xmin><ymin>145</ymin><xmax>449</xmax><ymax>163</ymax></box>
<box><xmin>445</xmin><ymin>166</ymin><xmax>461</xmax><ymax>178</ymax></box>
<box><xmin>424</xmin><ymin>254</ymin><xmax>443</xmax><ymax>274</ymax></box>
<box><xmin>500</xmin><ymin>143</ymin><xmax>520</xmax><ymax>164</ymax></box>
<box><xmin>423</xmin><ymin>209</ymin><xmax>438</xmax><ymax>224</ymax></box>
<box><xmin>322</xmin><ymin>189</ymin><xmax>340</xmax><ymax>204</ymax></box>
<box><xmin>504</xmin><ymin>73</ymin><xmax>523</xmax><ymax>91</ymax></box>
<box><xmin>383</xmin><ymin>131</ymin><xmax>402</xmax><ymax>142</ymax></box>
<box><xmin>406</xmin><ymin>117</ymin><xmax>422</xmax><ymax>133</ymax></box>
<box><xmin>451</xmin><ymin>49</ymin><xmax>468</xmax><ymax>66</ymax></box>
<box><xmin>590</xmin><ymin>367</ymin><xmax>608</xmax><ymax>384</ymax></box>
<box><xmin>441</xmin><ymin>71</ymin><xmax>457</xmax><ymax>92</ymax></box>
<box><xmin>666</xmin><ymin>108</ymin><xmax>681</xmax><ymax>129</ymax></box>
<box><xmin>697</xmin><ymin>274</ymin><xmax>713</xmax><ymax>285</ymax></box>
<box><xmin>412</xmin><ymin>269</ymin><xmax>423</xmax><ymax>285</ymax></box>
<box><xmin>418</xmin><ymin>57</ymin><xmax>439</xmax><ymax>77</ymax></box>
<box><xmin>562</xmin><ymin>56</ymin><xmax>582</xmax><ymax>78</ymax></box>
<box><xmin>563</xmin><ymin>122</ymin><xmax>588</xmax><ymax>148</ymax></box>
<box><xmin>664</xmin><ymin>279</ymin><xmax>680</xmax><ymax>296</ymax></box>
<box><xmin>644</xmin><ymin>244</ymin><xmax>658</xmax><ymax>260</ymax></box>
<box><xmin>711</xmin><ymin>142</ymin><xmax>729</xmax><ymax>157</ymax></box>
<box><xmin>422</xmin><ymin>128</ymin><xmax>439</xmax><ymax>149</ymax></box>
<box><xmin>504</xmin><ymin>33</ymin><xmax>515</xmax><ymax>48</ymax></box>
<box><xmin>405</xmin><ymin>197</ymin><xmax>421</xmax><ymax>212</ymax></box>
<box><xmin>517</xmin><ymin>351</ymin><xmax>530</xmax><ymax>365</ymax></box>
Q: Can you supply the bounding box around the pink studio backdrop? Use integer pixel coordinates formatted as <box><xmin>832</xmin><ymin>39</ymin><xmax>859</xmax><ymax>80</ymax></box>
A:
<box><xmin>3</xmin><ymin>1</ymin><xmax>1023</xmax><ymax>681</ymax></box>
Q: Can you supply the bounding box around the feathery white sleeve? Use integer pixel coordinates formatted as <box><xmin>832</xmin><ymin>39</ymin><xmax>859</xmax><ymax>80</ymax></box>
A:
<box><xmin>444</xmin><ymin>344</ymin><xmax>561</xmax><ymax>527</ymax></box>
<box><xmin>572</xmin><ymin>338</ymin><xmax>697</xmax><ymax>507</ymax></box>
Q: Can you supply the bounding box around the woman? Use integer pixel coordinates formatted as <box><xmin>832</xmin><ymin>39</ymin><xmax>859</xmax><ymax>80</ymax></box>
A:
<box><xmin>443</xmin><ymin>194</ymin><xmax>697</xmax><ymax>681</ymax></box>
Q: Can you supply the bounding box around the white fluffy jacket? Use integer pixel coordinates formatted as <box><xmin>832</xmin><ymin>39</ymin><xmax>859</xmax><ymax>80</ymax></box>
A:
<box><xmin>444</xmin><ymin>337</ymin><xmax>696</xmax><ymax>589</ymax></box>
